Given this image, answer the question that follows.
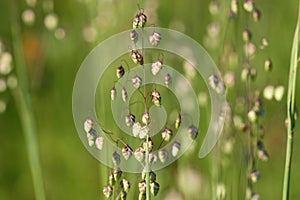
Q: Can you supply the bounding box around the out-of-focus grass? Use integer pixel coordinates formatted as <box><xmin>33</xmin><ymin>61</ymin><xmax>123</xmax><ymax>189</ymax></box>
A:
<box><xmin>0</xmin><ymin>0</ymin><xmax>299</xmax><ymax>199</ymax></box>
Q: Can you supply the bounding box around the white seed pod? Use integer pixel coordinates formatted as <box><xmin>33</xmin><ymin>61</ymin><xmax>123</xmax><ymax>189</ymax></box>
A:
<box><xmin>149</xmin><ymin>32</ymin><xmax>161</xmax><ymax>46</ymax></box>
<box><xmin>171</xmin><ymin>141</ymin><xmax>181</xmax><ymax>157</ymax></box>
<box><xmin>139</xmin><ymin>126</ymin><xmax>149</xmax><ymax>139</ymax></box>
<box><xmin>142</xmin><ymin>112</ymin><xmax>150</xmax><ymax>125</ymax></box>
<box><xmin>122</xmin><ymin>87</ymin><xmax>128</xmax><ymax>102</ymax></box>
<box><xmin>264</xmin><ymin>58</ymin><xmax>272</xmax><ymax>72</ymax></box>
<box><xmin>257</xmin><ymin>149</ymin><xmax>269</xmax><ymax>161</ymax></box>
<box><xmin>84</xmin><ymin>118</ymin><xmax>93</xmax><ymax>133</ymax></box>
<box><xmin>111</xmin><ymin>87</ymin><xmax>117</xmax><ymax>101</ymax></box>
<box><xmin>121</xmin><ymin>179</ymin><xmax>130</xmax><ymax>192</ymax></box>
<box><xmin>158</xmin><ymin>149</ymin><xmax>168</xmax><ymax>163</ymax></box>
<box><xmin>131</xmin><ymin>50</ymin><xmax>143</xmax><ymax>65</ymax></box>
<box><xmin>263</xmin><ymin>85</ymin><xmax>274</xmax><ymax>100</ymax></box>
<box><xmin>164</xmin><ymin>73</ymin><xmax>172</xmax><ymax>86</ymax></box>
<box><xmin>188</xmin><ymin>125</ymin><xmax>198</xmax><ymax>139</ymax></box>
<box><xmin>161</xmin><ymin>128</ymin><xmax>172</xmax><ymax>142</ymax></box>
<box><xmin>230</xmin><ymin>0</ymin><xmax>238</xmax><ymax>15</ymax></box>
<box><xmin>132</xmin><ymin>122</ymin><xmax>141</xmax><ymax>137</ymax></box>
<box><xmin>95</xmin><ymin>136</ymin><xmax>104</xmax><ymax>150</ymax></box>
<box><xmin>138</xmin><ymin>13</ymin><xmax>147</xmax><ymax>28</ymax></box>
<box><xmin>103</xmin><ymin>185</ymin><xmax>113</xmax><ymax>198</ymax></box>
<box><xmin>112</xmin><ymin>151</ymin><xmax>121</xmax><ymax>166</ymax></box>
<box><xmin>122</xmin><ymin>145</ymin><xmax>133</xmax><ymax>160</ymax></box>
<box><xmin>116</xmin><ymin>65</ymin><xmax>125</xmax><ymax>79</ymax></box>
<box><xmin>150</xmin><ymin>89</ymin><xmax>161</xmax><ymax>106</ymax></box>
<box><xmin>150</xmin><ymin>181</ymin><xmax>160</xmax><ymax>196</ymax></box>
<box><xmin>244</xmin><ymin>42</ymin><xmax>256</xmax><ymax>57</ymax></box>
<box><xmin>131</xmin><ymin>75</ymin><xmax>142</xmax><ymax>88</ymax></box>
<box><xmin>274</xmin><ymin>85</ymin><xmax>285</xmax><ymax>101</ymax></box>
<box><xmin>247</xmin><ymin>109</ymin><xmax>257</xmax><ymax>122</ymax></box>
<box><xmin>208</xmin><ymin>74</ymin><xmax>226</xmax><ymax>95</ymax></box>
<box><xmin>130</xmin><ymin>30</ymin><xmax>138</xmax><ymax>43</ymax></box>
<box><xmin>134</xmin><ymin>147</ymin><xmax>145</xmax><ymax>162</ymax></box>
<box><xmin>0</xmin><ymin>52</ymin><xmax>13</xmax><ymax>75</ymax></box>
<box><xmin>125</xmin><ymin>113</ymin><xmax>135</xmax><ymax>127</ymax></box>
<box><xmin>151</xmin><ymin>60</ymin><xmax>163</xmax><ymax>75</ymax></box>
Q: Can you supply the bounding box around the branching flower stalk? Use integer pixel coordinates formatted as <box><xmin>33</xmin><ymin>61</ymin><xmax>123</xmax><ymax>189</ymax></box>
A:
<box><xmin>282</xmin><ymin>2</ymin><xmax>300</xmax><ymax>199</ymax></box>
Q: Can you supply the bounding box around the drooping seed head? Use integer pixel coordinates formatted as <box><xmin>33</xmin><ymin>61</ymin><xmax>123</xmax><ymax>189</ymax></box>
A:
<box><xmin>122</xmin><ymin>145</ymin><xmax>133</xmax><ymax>160</ymax></box>
<box><xmin>108</xmin><ymin>172</ymin><xmax>115</xmax><ymax>186</ymax></box>
<box><xmin>134</xmin><ymin>147</ymin><xmax>145</xmax><ymax>162</ymax></box>
<box><xmin>230</xmin><ymin>0</ymin><xmax>238</xmax><ymax>15</ymax></box>
<box><xmin>244</xmin><ymin>42</ymin><xmax>256</xmax><ymax>57</ymax></box>
<box><xmin>131</xmin><ymin>50</ymin><xmax>144</xmax><ymax>65</ymax></box>
<box><xmin>125</xmin><ymin>113</ymin><xmax>135</xmax><ymax>127</ymax></box>
<box><xmin>111</xmin><ymin>86</ymin><xmax>117</xmax><ymax>101</ymax></box>
<box><xmin>158</xmin><ymin>149</ymin><xmax>168</xmax><ymax>163</ymax></box>
<box><xmin>138</xmin><ymin>12</ymin><xmax>147</xmax><ymax>28</ymax></box>
<box><xmin>251</xmin><ymin>192</ymin><xmax>260</xmax><ymax>200</ymax></box>
<box><xmin>151</xmin><ymin>59</ymin><xmax>163</xmax><ymax>75</ymax></box>
<box><xmin>263</xmin><ymin>85</ymin><xmax>274</xmax><ymax>100</ymax></box>
<box><xmin>142</xmin><ymin>136</ymin><xmax>153</xmax><ymax>152</ymax></box>
<box><xmin>161</xmin><ymin>128</ymin><xmax>172</xmax><ymax>142</ymax></box>
<box><xmin>274</xmin><ymin>85</ymin><xmax>285</xmax><ymax>101</ymax></box>
<box><xmin>138</xmin><ymin>192</ymin><xmax>146</xmax><ymax>200</ymax></box>
<box><xmin>130</xmin><ymin>29</ymin><xmax>138</xmax><ymax>43</ymax></box>
<box><xmin>113</xmin><ymin>167</ymin><xmax>122</xmax><ymax>181</ymax></box>
<box><xmin>112</xmin><ymin>151</ymin><xmax>121</xmax><ymax>166</ymax></box>
<box><xmin>139</xmin><ymin>125</ymin><xmax>150</xmax><ymax>139</ymax></box>
<box><xmin>120</xmin><ymin>190</ymin><xmax>127</xmax><ymax>200</ymax></box>
<box><xmin>131</xmin><ymin>75</ymin><xmax>142</xmax><ymax>88</ymax></box>
<box><xmin>243</xmin><ymin>0</ymin><xmax>254</xmax><ymax>12</ymax></box>
<box><xmin>250</xmin><ymin>170</ymin><xmax>260</xmax><ymax>183</ymax></box>
<box><xmin>95</xmin><ymin>136</ymin><xmax>104</xmax><ymax>150</ymax></box>
<box><xmin>122</xmin><ymin>87</ymin><xmax>128</xmax><ymax>102</ymax></box>
<box><xmin>142</xmin><ymin>112</ymin><xmax>151</xmax><ymax>125</ymax></box>
<box><xmin>209</xmin><ymin>1</ymin><xmax>220</xmax><ymax>15</ymax></box>
<box><xmin>121</xmin><ymin>179</ymin><xmax>130</xmax><ymax>192</ymax></box>
<box><xmin>253</xmin><ymin>9</ymin><xmax>261</xmax><ymax>22</ymax></box>
<box><xmin>243</xmin><ymin>29</ymin><xmax>252</xmax><ymax>42</ymax></box>
<box><xmin>264</xmin><ymin>58</ymin><xmax>272</xmax><ymax>72</ymax></box>
<box><xmin>171</xmin><ymin>141</ymin><xmax>181</xmax><ymax>157</ymax></box>
<box><xmin>150</xmin><ymin>181</ymin><xmax>160</xmax><ymax>196</ymax></box>
<box><xmin>103</xmin><ymin>185</ymin><xmax>113</xmax><ymax>198</ymax></box>
<box><xmin>132</xmin><ymin>122</ymin><xmax>141</xmax><ymax>137</ymax></box>
<box><xmin>116</xmin><ymin>65</ymin><xmax>125</xmax><ymax>79</ymax></box>
<box><xmin>175</xmin><ymin>114</ymin><xmax>181</xmax><ymax>129</ymax></box>
<box><xmin>188</xmin><ymin>125</ymin><xmax>198</xmax><ymax>139</ymax></box>
<box><xmin>150</xmin><ymin>89</ymin><xmax>161</xmax><ymax>106</ymax></box>
<box><xmin>84</xmin><ymin>118</ymin><xmax>93</xmax><ymax>133</ymax></box>
<box><xmin>149</xmin><ymin>31</ymin><xmax>161</xmax><ymax>46</ymax></box>
<box><xmin>257</xmin><ymin>149</ymin><xmax>269</xmax><ymax>161</ymax></box>
<box><xmin>208</xmin><ymin>74</ymin><xmax>226</xmax><ymax>95</ymax></box>
<box><xmin>138</xmin><ymin>179</ymin><xmax>147</xmax><ymax>193</ymax></box>
<box><xmin>149</xmin><ymin>152</ymin><xmax>158</xmax><ymax>164</ymax></box>
<box><xmin>164</xmin><ymin>73</ymin><xmax>172</xmax><ymax>86</ymax></box>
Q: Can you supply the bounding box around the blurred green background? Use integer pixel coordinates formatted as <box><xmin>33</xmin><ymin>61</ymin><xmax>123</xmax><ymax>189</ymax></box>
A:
<box><xmin>0</xmin><ymin>0</ymin><xmax>300</xmax><ymax>199</ymax></box>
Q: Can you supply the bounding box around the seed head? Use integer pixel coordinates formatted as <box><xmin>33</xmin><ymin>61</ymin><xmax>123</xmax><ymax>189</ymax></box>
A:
<box><xmin>111</xmin><ymin>87</ymin><xmax>117</xmax><ymax>101</ymax></box>
<box><xmin>175</xmin><ymin>113</ymin><xmax>181</xmax><ymax>129</ymax></box>
<box><xmin>116</xmin><ymin>65</ymin><xmax>125</xmax><ymax>79</ymax></box>
<box><xmin>230</xmin><ymin>0</ymin><xmax>238</xmax><ymax>15</ymax></box>
<box><xmin>149</xmin><ymin>152</ymin><xmax>158</xmax><ymax>164</ymax></box>
<box><xmin>150</xmin><ymin>181</ymin><xmax>160</xmax><ymax>196</ymax></box>
<box><xmin>138</xmin><ymin>179</ymin><xmax>147</xmax><ymax>193</ymax></box>
<box><xmin>161</xmin><ymin>128</ymin><xmax>172</xmax><ymax>142</ymax></box>
<box><xmin>84</xmin><ymin>118</ymin><xmax>93</xmax><ymax>133</ymax></box>
<box><xmin>253</xmin><ymin>9</ymin><xmax>261</xmax><ymax>22</ymax></box>
<box><xmin>158</xmin><ymin>149</ymin><xmax>168</xmax><ymax>163</ymax></box>
<box><xmin>122</xmin><ymin>87</ymin><xmax>128</xmax><ymax>102</ymax></box>
<box><xmin>95</xmin><ymin>136</ymin><xmax>104</xmax><ymax>150</ymax></box>
<box><xmin>149</xmin><ymin>31</ymin><xmax>161</xmax><ymax>46</ymax></box>
<box><xmin>131</xmin><ymin>50</ymin><xmax>143</xmax><ymax>65</ymax></box>
<box><xmin>142</xmin><ymin>170</ymin><xmax>157</xmax><ymax>182</ymax></box>
<box><xmin>130</xmin><ymin>30</ymin><xmax>138</xmax><ymax>43</ymax></box>
<box><xmin>250</xmin><ymin>170</ymin><xmax>260</xmax><ymax>183</ymax></box>
<box><xmin>243</xmin><ymin>29</ymin><xmax>252</xmax><ymax>42</ymax></box>
<box><xmin>132</xmin><ymin>122</ymin><xmax>141</xmax><ymax>137</ymax></box>
<box><xmin>142</xmin><ymin>136</ymin><xmax>154</xmax><ymax>152</ymax></box>
<box><xmin>150</xmin><ymin>89</ymin><xmax>161</xmax><ymax>106</ymax></box>
<box><xmin>243</xmin><ymin>0</ymin><xmax>254</xmax><ymax>12</ymax></box>
<box><xmin>134</xmin><ymin>147</ymin><xmax>145</xmax><ymax>162</ymax></box>
<box><xmin>122</xmin><ymin>145</ymin><xmax>133</xmax><ymax>160</ymax></box>
<box><xmin>188</xmin><ymin>125</ymin><xmax>198</xmax><ymax>139</ymax></box>
<box><xmin>131</xmin><ymin>75</ymin><xmax>142</xmax><ymax>88</ymax></box>
<box><xmin>138</xmin><ymin>192</ymin><xmax>146</xmax><ymax>200</ymax></box>
<box><xmin>208</xmin><ymin>74</ymin><xmax>226</xmax><ymax>95</ymax></box>
<box><xmin>171</xmin><ymin>141</ymin><xmax>181</xmax><ymax>157</ymax></box>
<box><xmin>263</xmin><ymin>85</ymin><xmax>274</xmax><ymax>100</ymax></box>
<box><xmin>108</xmin><ymin>172</ymin><xmax>115</xmax><ymax>186</ymax></box>
<box><xmin>120</xmin><ymin>190</ymin><xmax>127</xmax><ymax>200</ymax></box>
<box><xmin>151</xmin><ymin>60</ymin><xmax>163</xmax><ymax>75</ymax></box>
<box><xmin>113</xmin><ymin>167</ymin><xmax>122</xmax><ymax>181</ymax></box>
<box><xmin>139</xmin><ymin>125</ymin><xmax>149</xmax><ymax>139</ymax></box>
<box><xmin>164</xmin><ymin>73</ymin><xmax>172</xmax><ymax>86</ymax></box>
<box><xmin>121</xmin><ymin>179</ymin><xmax>130</xmax><ymax>192</ymax></box>
<box><xmin>112</xmin><ymin>151</ymin><xmax>121</xmax><ymax>166</ymax></box>
<box><xmin>274</xmin><ymin>85</ymin><xmax>285</xmax><ymax>101</ymax></box>
<box><xmin>132</xmin><ymin>11</ymin><xmax>147</xmax><ymax>29</ymax></box>
<box><xmin>264</xmin><ymin>58</ymin><xmax>272</xmax><ymax>72</ymax></box>
<box><xmin>103</xmin><ymin>185</ymin><xmax>113</xmax><ymax>198</ymax></box>
<box><xmin>125</xmin><ymin>113</ymin><xmax>135</xmax><ymax>127</ymax></box>
<box><xmin>142</xmin><ymin>112</ymin><xmax>151</xmax><ymax>125</ymax></box>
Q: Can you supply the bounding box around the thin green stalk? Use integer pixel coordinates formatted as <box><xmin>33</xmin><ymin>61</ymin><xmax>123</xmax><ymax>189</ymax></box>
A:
<box><xmin>10</xmin><ymin>2</ymin><xmax>46</xmax><ymax>200</ymax></box>
<box><xmin>282</xmin><ymin>3</ymin><xmax>300</xmax><ymax>200</ymax></box>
